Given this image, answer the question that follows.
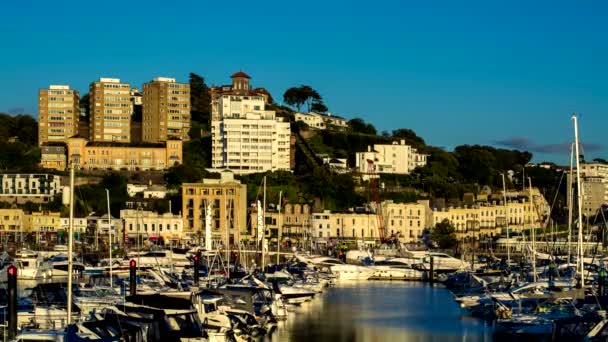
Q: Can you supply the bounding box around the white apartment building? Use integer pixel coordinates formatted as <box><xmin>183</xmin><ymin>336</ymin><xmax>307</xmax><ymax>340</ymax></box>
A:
<box><xmin>211</xmin><ymin>112</ymin><xmax>291</xmax><ymax>174</ymax></box>
<box><xmin>212</xmin><ymin>94</ymin><xmax>267</xmax><ymax>120</ymax></box>
<box><xmin>355</xmin><ymin>140</ymin><xmax>427</xmax><ymax>179</ymax></box>
<box><xmin>0</xmin><ymin>174</ymin><xmax>61</xmax><ymax>203</ymax></box>
<box><xmin>121</xmin><ymin>209</ymin><xmax>184</xmax><ymax>244</ymax></box>
<box><xmin>294</xmin><ymin>112</ymin><xmax>348</xmax><ymax>130</ymax></box>
<box><xmin>59</xmin><ymin>217</ymin><xmax>88</xmax><ymax>234</ymax></box>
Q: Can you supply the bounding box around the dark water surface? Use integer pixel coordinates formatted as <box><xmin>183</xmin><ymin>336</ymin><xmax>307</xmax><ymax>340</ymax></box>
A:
<box><xmin>271</xmin><ymin>281</ymin><xmax>491</xmax><ymax>342</ymax></box>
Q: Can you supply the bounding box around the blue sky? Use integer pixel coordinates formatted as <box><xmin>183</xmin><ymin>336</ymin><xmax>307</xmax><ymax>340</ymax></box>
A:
<box><xmin>1</xmin><ymin>0</ymin><xmax>606</xmax><ymax>163</ymax></box>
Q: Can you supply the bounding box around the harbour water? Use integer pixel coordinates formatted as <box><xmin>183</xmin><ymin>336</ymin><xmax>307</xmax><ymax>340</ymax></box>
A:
<box><xmin>273</xmin><ymin>281</ymin><xmax>492</xmax><ymax>342</ymax></box>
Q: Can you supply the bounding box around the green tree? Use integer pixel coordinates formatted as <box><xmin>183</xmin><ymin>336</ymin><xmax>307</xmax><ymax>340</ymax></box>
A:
<box><xmin>392</xmin><ymin>128</ymin><xmax>426</xmax><ymax>150</ymax></box>
<box><xmin>283</xmin><ymin>85</ymin><xmax>327</xmax><ymax>113</ymax></box>
<box><xmin>431</xmin><ymin>219</ymin><xmax>458</xmax><ymax>249</ymax></box>
<box><xmin>347</xmin><ymin>118</ymin><xmax>377</xmax><ymax>135</ymax></box>
<box><xmin>189</xmin><ymin>73</ymin><xmax>211</xmax><ymax>124</ymax></box>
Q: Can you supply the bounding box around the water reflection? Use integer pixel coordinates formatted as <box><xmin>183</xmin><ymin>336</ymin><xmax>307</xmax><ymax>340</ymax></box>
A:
<box><xmin>272</xmin><ymin>281</ymin><xmax>491</xmax><ymax>342</ymax></box>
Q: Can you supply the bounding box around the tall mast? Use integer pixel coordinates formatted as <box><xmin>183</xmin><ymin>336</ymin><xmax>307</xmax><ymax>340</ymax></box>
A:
<box><xmin>572</xmin><ymin>115</ymin><xmax>585</xmax><ymax>287</ymax></box>
<box><xmin>66</xmin><ymin>159</ymin><xmax>76</xmax><ymax>324</ymax></box>
<box><xmin>528</xmin><ymin>177</ymin><xmax>537</xmax><ymax>282</ymax></box>
<box><xmin>262</xmin><ymin>176</ymin><xmax>266</xmax><ymax>270</ymax></box>
<box><xmin>106</xmin><ymin>189</ymin><xmax>113</xmax><ymax>287</ymax></box>
<box><xmin>501</xmin><ymin>173</ymin><xmax>510</xmax><ymax>265</ymax></box>
<box><xmin>567</xmin><ymin>143</ymin><xmax>574</xmax><ymax>264</ymax></box>
<box><xmin>277</xmin><ymin>191</ymin><xmax>283</xmax><ymax>265</ymax></box>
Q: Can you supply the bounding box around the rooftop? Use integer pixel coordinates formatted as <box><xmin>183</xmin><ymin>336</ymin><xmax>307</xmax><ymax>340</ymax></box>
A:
<box><xmin>231</xmin><ymin>71</ymin><xmax>251</xmax><ymax>79</ymax></box>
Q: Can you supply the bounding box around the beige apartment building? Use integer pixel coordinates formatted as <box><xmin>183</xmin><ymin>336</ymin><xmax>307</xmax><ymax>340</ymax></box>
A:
<box><xmin>142</xmin><ymin>77</ymin><xmax>191</xmax><ymax>143</ymax></box>
<box><xmin>182</xmin><ymin>171</ymin><xmax>247</xmax><ymax>246</ymax></box>
<box><xmin>0</xmin><ymin>209</ymin><xmax>25</xmax><ymax>238</ymax></box>
<box><xmin>249</xmin><ymin>203</ymin><xmax>312</xmax><ymax>242</ymax></box>
<box><xmin>89</xmin><ymin>78</ymin><xmax>131</xmax><ymax>143</ymax></box>
<box><xmin>312</xmin><ymin>210</ymin><xmax>381</xmax><ymax>242</ymax></box>
<box><xmin>382</xmin><ymin>200</ymin><xmax>431</xmax><ymax>243</ymax></box>
<box><xmin>38</xmin><ymin>85</ymin><xmax>80</xmax><ymax>145</ymax></box>
<box><xmin>66</xmin><ymin>137</ymin><xmax>182</xmax><ymax>171</ymax></box>
<box><xmin>431</xmin><ymin>189</ymin><xmax>548</xmax><ymax>241</ymax></box>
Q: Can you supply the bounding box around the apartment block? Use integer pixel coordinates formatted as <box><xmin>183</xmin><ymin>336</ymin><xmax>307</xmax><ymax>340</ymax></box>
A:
<box><xmin>66</xmin><ymin>137</ymin><xmax>182</xmax><ymax>171</ymax></box>
<box><xmin>211</xmin><ymin>113</ymin><xmax>291</xmax><ymax>173</ymax></box>
<box><xmin>356</xmin><ymin>140</ymin><xmax>427</xmax><ymax>179</ymax></box>
<box><xmin>120</xmin><ymin>209</ymin><xmax>184</xmax><ymax>245</ymax></box>
<box><xmin>142</xmin><ymin>77</ymin><xmax>191</xmax><ymax>143</ymax></box>
<box><xmin>89</xmin><ymin>78</ymin><xmax>131</xmax><ymax>143</ymax></box>
<box><xmin>38</xmin><ymin>85</ymin><xmax>80</xmax><ymax>145</ymax></box>
<box><xmin>0</xmin><ymin>174</ymin><xmax>61</xmax><ymax>204</ymax></box>
<box><xmin>579</xmin><ymin>163</ymin><xmax>608</xmax><ymax>204</ymax></box>
<box><xmin>182</xmin><ymin>171</ymin><xmax>247</xmax><ymax>246</ymax></box>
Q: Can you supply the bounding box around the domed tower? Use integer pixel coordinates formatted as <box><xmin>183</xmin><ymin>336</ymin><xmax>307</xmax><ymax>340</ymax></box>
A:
<box><xmin>230</xmin><ymin>71</ymin><xmax>251</xmax><ymax>93</ymax></box>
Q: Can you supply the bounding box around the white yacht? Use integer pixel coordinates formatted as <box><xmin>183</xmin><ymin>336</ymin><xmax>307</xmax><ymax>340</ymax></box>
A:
<box><xmin>406</xmin><ymin>251</ymin><xmax>470</xmax><ymax>272</ymax></box>
<box><xmin>309</xmin><ymin>257</ymin><xmax>375</xmax><ymax>281</ymax></box>
<box><xmin>125</xmin><ymin>249</ymin><xmax>190</xmax><ymax>268</ymax></box>
<box><xmin>41</xmin><ymin>254</ymin><xmax>85</xmax><ymax>277</ymax></box>
<box><xmin>370</xmin><ymin>258</ymin><xmax>425</xmax><ymax>280</ymax></box>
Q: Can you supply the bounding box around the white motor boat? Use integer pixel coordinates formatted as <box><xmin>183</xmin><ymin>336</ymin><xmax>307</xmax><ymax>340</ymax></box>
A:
<box><xmin>370</xmin><ymin>258</ymin><xmax>425</xmax><ymax>280</ymax></box>
<box><xmin>41</xmin><ymin>254</ymin><xmax>85</xmax><ymax>277</ymax></box>
<box><xmin>406</xmin><ymin>251</ymin><xmax>470</xmax><ymax>272</ymax></box>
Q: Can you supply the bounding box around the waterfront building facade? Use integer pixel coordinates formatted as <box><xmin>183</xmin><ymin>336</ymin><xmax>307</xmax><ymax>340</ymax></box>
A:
<box><xmin>38</xmin><ymin>85</ymin><xmax>80</xmax><ymax>145</ymax></box>
<box><xmin>59</xmin><ymin>217</ymin><xmax>88</xmax><ymax>235</ymax></box>
<box><xmin>182</xmin><ymin>171</ymin><xmax>247</xmax><ymax>246</ymax></box>
<box><xmin>0</xmin><ymin>174</ymin><xmax>61</xmax><ymax>204</ymax></box>
<box><xmin>25</xmin><ymin>211</ymin><xmax>61</xmax><ymax>244</ymax></box>
<box><xmin>142</xmin><ymin>77</ymin><xmax>191</xmax><ymax>143</ymax></box>
<box><xmin>312</xmin><ymin>210</ymin><xmax>381</xmax><ymax>243</ymax></box>
<box><xmin>248</xmin><ymin>203</ymin><xmax>312</xmax><ymax>243</ymax></box>
<box><xmin>431</xmin><ymin>188</ymin><xmax>549</xmax><ymax>241</ymax></box>
<box><xmin>0</xmin><ymin>209</ymin><xmax>25</xmax><ymax>239</ymax></box>
<box><xmin>120</xmin><ymin>209</ymin><xmax>183</xmax><ymax>245</ymax></box>
<box><xmin>381</xmin><ymin>200</ymin><xmax>430</xmax><ymax>243</ymax></box>
<box><xmin>66</xmin><ymin>137</ymin><xmax>182</xmax><ymax>171</ymax></box>
<box><xmin>355</xmin><ymin>140</ymin><xmax>427</xmax><ymax>178</ymax></box>
<box><xmin>89</xmin><ymin>78</ymin><xmax>131</xmax><ymax>143</ymax></box>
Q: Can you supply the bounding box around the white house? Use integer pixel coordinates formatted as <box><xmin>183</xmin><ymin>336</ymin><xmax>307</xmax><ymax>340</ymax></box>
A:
<box><xmin>355</xmin><ymin>140</ymin><xmax>426</xmax><ymax>179</ymax></box>
<box><xmin>294</xmin><ymin>112</ymin><xmax>348</xmax><ymax>130</ymax></box>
